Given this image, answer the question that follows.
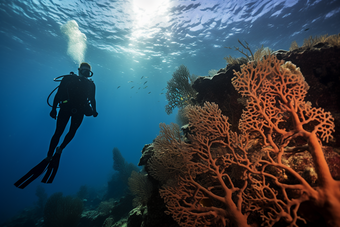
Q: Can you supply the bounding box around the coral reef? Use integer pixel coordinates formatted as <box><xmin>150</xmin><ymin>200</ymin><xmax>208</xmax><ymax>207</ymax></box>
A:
<box><xmin>147</xmin><ymin>55</ymin><xmax>340</xmax><ymax>227</ymax></box>
<box><xmin>165</xmin><ymin>65</ymin><xmax>197</xmax><ymax>115</ymax></box>
<box><xmin>130</xmin><ymin>44</ymin><xmax>340</xmax><ymax>227</ymax></box>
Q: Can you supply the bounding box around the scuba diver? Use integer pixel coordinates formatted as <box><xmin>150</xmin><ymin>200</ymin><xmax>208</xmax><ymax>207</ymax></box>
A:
<box><xmin>14</xmin><ymin>62</ymin><xmax>98</xmax><ymax>189</ymax></box>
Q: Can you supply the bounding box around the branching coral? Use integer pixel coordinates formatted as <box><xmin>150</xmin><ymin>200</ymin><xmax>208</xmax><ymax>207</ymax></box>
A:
<box><xmin>153</xmin><ymin>55</ymin><xmax>339</xmax><ymax>227</ymax></box>
<box><xmin>148</xmin><ymin>123</ymin><xmax>190</xmax><ymax>184</ymax></box>
<box><xmin>224</xmin><ymin>40</ymin><xmax>272</xmax><ymax>65</ymax></box>
<box><xmin>128</xmin><ymin>171</ymin><xmax>153</xmax><ymax>207</ymax></box>
<box><xmin>159</xmin><ymin>102</ymin><xmax>251</xmax><ymax>227</ymax></box>
<box><xmin>232</xmin><ymin>54</ymin><xmax>338</xmax><ymax>226</ymax></box>
<box><xmin>165</xmin><ymin>65</ymin><xmax>197</xmax><ymax>115</ymax></box>
<box><xmin>289</xmin><ymin>33</ymin><xmax>340</xmax><ymax>50</ymax></box>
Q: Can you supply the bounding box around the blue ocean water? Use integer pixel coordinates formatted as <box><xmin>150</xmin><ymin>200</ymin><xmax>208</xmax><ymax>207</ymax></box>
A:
<box><xmin>0</xmin><ymin>0</ymin><xmax>339</xmax><ymax>224</ymax></box>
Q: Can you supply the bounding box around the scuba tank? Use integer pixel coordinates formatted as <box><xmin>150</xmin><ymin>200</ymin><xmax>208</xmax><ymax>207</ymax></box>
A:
<box><xmin>47</xmin><ymin>71</ymin><xmax>94</xmax><ymax>116</ymax></box>
<box><xmin>47</xmin><ymin>72</ymin><xmax>75</xmax><ymax>108</ymax></box>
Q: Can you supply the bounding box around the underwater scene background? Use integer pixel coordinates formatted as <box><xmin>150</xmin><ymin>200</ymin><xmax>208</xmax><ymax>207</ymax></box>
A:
<box><xmin>0</xmin><ymin>0</ymin><xmax>340</xmax><ymax>226</ymax></box>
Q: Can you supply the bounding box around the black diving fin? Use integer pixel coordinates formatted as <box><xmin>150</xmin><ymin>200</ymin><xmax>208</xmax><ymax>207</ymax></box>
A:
<box><xmin>14</xmin><ymin>158</ymin><xmax>50</xmax><ymax>189</ymax></box>
<box><xmin>15</xmin><ymin>148</ymin><xmax>62</xmax><ymax>188</ymax></box>
<box><xmin>41</xmin><ymin>152</ymin><xmax>61</xmax><ymax>184</ymax></box>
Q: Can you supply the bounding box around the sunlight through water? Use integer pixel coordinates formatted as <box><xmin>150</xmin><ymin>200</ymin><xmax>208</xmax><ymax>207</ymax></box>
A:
<box><xmin>130</xmin><ymin>0</ymin><xmax>171</xmax><ymax>40</ymax></box>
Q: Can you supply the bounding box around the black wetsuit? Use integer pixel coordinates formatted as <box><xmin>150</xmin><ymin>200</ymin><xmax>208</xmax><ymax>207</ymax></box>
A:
<box><xmin>48</xmin><ymin>74</ymin><xmax>96</xmax><ymax>156</ymax></box>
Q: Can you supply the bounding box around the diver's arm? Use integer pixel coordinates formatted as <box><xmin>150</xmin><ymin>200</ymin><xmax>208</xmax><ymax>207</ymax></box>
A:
<box><xmin>50</xmin><ymin>90</ymin><xmax>60</xmax><ymax>119</ymax></box>
<box><xmin>92</xmin><ymin>99</ymin><xmax>98</xmax><ymax>117</ymax></box>
<box><xmin>52</xmin><ymin>91</ymin><xmax>60</xmax><ymax>110</ymax></box>
<box><xmin>89</xmin><ymin>82</ymin><xmax>98</xmax><ymax>117</ymax></box>
<box><xmin>50</xmin><ymin>77</ymin><xmax>67</xmax><ymax>119</ymax></box>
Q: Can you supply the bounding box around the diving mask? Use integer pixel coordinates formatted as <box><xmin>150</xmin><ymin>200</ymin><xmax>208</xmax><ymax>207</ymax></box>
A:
<box><xmin>79</xmin><ymin>68</ymin><xmax>94</xmax><ymax>77</ymax></box>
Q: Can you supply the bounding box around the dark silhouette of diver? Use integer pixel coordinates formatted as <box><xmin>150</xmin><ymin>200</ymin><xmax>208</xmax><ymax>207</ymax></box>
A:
<box><xmin>14</xmin><ymin>62</ymin><xmax>98</xmax><ymax>189</ymax></box>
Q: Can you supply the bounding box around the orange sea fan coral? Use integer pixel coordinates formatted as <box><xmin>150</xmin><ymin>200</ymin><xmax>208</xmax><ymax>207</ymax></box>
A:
<box><xmin>232</xmin><ymin>54</ymin><xmax>338</xmax><ymax>226</ymax></box>
<box><xmin>157</xmin><ymin>54</ymin><xmax>339</xmax><ymax>227</ymax></box>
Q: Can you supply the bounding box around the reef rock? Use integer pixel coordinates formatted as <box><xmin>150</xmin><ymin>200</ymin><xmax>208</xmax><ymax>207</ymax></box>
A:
<box><xmin>192</xmin><ymin>64</ymin><xmax>243</xmax><ymax>132</ymax></box>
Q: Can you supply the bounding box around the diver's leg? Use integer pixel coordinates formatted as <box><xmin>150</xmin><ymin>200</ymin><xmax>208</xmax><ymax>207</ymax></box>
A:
<box><xmin>59</xmin><ymin>113</ymin><xmax>84</xmax><ymax>150</ymax></box>
<box><xmin>47</xmin><ymin>108</ymin><xmax>70</xmax><ymax>157</ymax></box>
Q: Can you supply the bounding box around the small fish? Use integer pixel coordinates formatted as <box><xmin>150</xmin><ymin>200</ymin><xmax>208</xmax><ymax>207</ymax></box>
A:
<box><xmin>143</xmin><ymin>81</ymin><xmax>148</xmax><ymax>85</ymax></box>
<box><xmin>148</xmin><ymin>92</ymin><xmax>151</xmax><ymax>94</ymax></box>
<box><xmin>161</xmin><ymin>88</ymin><xmax>165</xmax><ymax>91</ymax></box>
<box><xmin>144</xmin><ymin>86</ymin><xmax>148</xmax><ymax>89</ymax></box>
<box><xmin>117</xmin><ymin>86</ymin><xmax>121</xmax><ymax>89</ymax></box>
<box><xmin>131</xmin><ymin>86</ymin><xmax>134</xmax><ymax>89</ymax></box>
<box><xmin>304</xmin><ymin>28</ymin><xmax>309</xmax><ymax>31</ymax></box>
<box><xmin>160</xmin><ymin>93</ymin><xmax>163</xmax><ymax>95</ymax></box>
<box><xmin>128</xmin><ymin>81</ymin><xmax>133</xmax><ymax>83</ymax></box>
<box><xmin>141</xmin><ymin>76</ymin><xmax>144</xmax><ymax>79</ymax></box>
<box><xmin>138</xmin><ymin>87</ymin><xmax>141</xmax><ymax>90</ymax></box>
